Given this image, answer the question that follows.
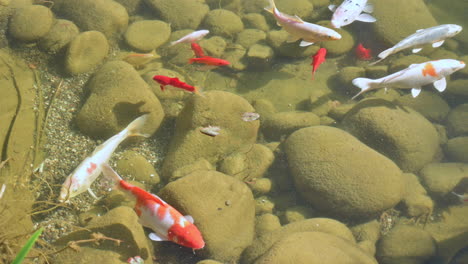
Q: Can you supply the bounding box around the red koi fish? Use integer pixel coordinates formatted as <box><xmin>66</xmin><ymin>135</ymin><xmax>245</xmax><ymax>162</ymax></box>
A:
<box><xmin>152</xmin><ymin>75</ymin><xmax>198</xmax><ymax>93</ymax></box>
<box><xmin>102</xmin><ymin>164</ymin><xmax>205</xmax><ymax>249</ymax></box>
<box><xmin>355</xmin><ymin>43</ymin><xmax>372</xmax><ymax>60</ymax></box>
<box><xmin>189</xmin><ymin>56</ymin><xmax>230</xmax><ymax>67</ymax></box>
<box><xmin>311</xmin><ymin>48</ymin><xmax>327</xmax><ymax>80</ymax></box>
<box><xmin>191</xmin><ymin>43</ymin><xmax>205</xmax><ymax>58</ymax></box>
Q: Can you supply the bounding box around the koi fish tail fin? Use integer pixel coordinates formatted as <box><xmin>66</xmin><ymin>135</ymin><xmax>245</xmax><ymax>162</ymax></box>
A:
<box><xmin>188</xmin><ymin>58</ymin><xmax>195</xmax><ymax>64</ymax></box>
<box><xmin>195</xmin><ymin>87</ymin><xmax>206</xmax><ymax>97</ymax></box>
<box><xmin>101</xmin><ymin>163</ymin><xmax>122</xmax><ymax>189</ymax></box>
<box><xmin>377</xmin><ymin>47</ymin><xmax>393</xmax><ymax>60</ymax></box>
<box><xmin>125</xmin><ymin>114</ymin><xmax>152</xmax><ymax>138</ymax></box>
<box><xmin>351</xmin><ymin>77</ymin><xmax>376</xmax><ymax>100</ymax></box>
<box><xmin>264</xmin><ymin>0</ymin><xmax>276</xmax><ymax>13</ymax></box>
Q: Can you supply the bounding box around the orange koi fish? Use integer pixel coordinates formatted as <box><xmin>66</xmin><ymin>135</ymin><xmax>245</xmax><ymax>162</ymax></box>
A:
<box><xmin>355</xmin><ymin>43</ymin><xmax>372</xmax><ymax>60</ymax></box>
<box><xmin>152</xmin><ymin>75</ymin><xmax>198</xmax><ymax>93</ymax></box>
<box><xmin>102</xmin><ymin>164</ymin><xmax>205</xmax><ymax>249</ymax></box>
<box><xmin>311</xmin><ymin>48</ymin><xmax>327</xmax><ymax>80</ymax></box>
<box><xmin>188</xmin><ymin>56</ymin><xmax>230</xmax><ymax>67</ymax></box>
<box><xmin>191</xmin><ymin>43</ymin><xmax>205</xmax><ymax>58</ymax></box>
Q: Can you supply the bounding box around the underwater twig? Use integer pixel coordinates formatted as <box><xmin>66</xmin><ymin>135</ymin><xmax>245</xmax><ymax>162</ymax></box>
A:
<box><xmin>0</xmin><ymin>158</ymin><xmax>10</xmax><ymax>170</ymax></box>
<box><xmin>48</xmin><ymin>232</ymin><xmax>123</xmax><ymax>256</ymax></box>
<box><xmin>11</xmin><ymin>227</ymin><xmax>43</xmax><ymax>264</ymax></box>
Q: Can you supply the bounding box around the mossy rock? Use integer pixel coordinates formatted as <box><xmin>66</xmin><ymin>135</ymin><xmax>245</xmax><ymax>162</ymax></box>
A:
<box><xmin>446</xmin><ymin>104</ymin><xmax>468</xmax><ymax>137</ymax></box>
<box><xmin>446</xmin><ymin>79</ymin><xmax>468</xmax><ymax>96</ymax></box>
<box><xmin>419</xmin><ymin>162</ymin><xmax>468</xmax><ymax>197</ymax></box>
<box><xmin>267</xmin><ymin>29</ymin><xmax>319</xmax><ymax>58</ymax></box>
<box><xmin>389</xmin><ymin>55</ymin><xmax>429</xmax><ymax>72</ymax></box>
<box><xmin>65</xmin><ymin>31</ymin><xmax>109</xmax><ymax>75</ymax></box>
<box><xmin>158</xmin><ymin>171</ymin><xmax>255</xmax><ymax>263</ymax></box>
<box><xmin>445</xmin><ymin>137</ymin><xmax>468</xmax><ymax>163</ymax></box>
<box><xmin>53</xmin><ymin>247</ymin><xmax>126</xmax><ymax>264</ymax></box>
<box><xmin>365</xmin><ymin>65</ymin><xmax>388</xmax><ymax>79</ymax></box>
<box><xmin>372</xmin><ymin>0</ymin><xmax>437</xmax><ymax>46</ymax></box>
<box><xmin>199</xmin><ymin>36</ymin><xmax>227</xmax><ymax>58</ymax></box>
<box><xmin>205</xmin><ymin>0</ymin><xmax>241</xmax><ymax>13</ymax></box>
<box><xmin>203</xmin><ymin>9</ymin><xmax>244</xmax><ymax>38</ymax></box>
<box><xmin>76</xmin><ymin>61</ymin><xmax>164</xmax><ymax>138</ymax></box>
<box><xmin>342</xmin><ymin>99</ymin><xmax>440</xmax><ymax>172</ymax></box>
<box><xmin>38</xmin><ymin>19</ymin><xmax>79</xmax><ymax>53</ymax></box>
<box><xmin>285</xmin><ymin>125</ymin><xmax>405</xmax><ymax>218</ymax></box>
<box><xmin>242</xmin><ymin>13</ymin><xmax>270</xmax><ymax>32</ymax></box>
<box><xmin>54</xmin><ymin>0</ymin><xmax>128</xmax><ymax>38</ymax></box>
<box><xmin>318</xmin><ymin>20</ymin><xmax>354</xmax><ymax>56</ymax></box>
<box><xmin>124</xmin><ymin>20</ymin><xmax>171</xmax><ymax>52</ymax></box>
<box><xmin>144</xmin><ymin>0</ymin><xmax>209</xmax><ymax>30</ymax></box>
<box><xmin>223</xmin><ymin>43</ymin><xmax>247</xmax><ymax>71</ymax></box>
<box><xmin>114</xmin><ymin>0</ymin><xmax>142</xmax><ymax>15</ymax></box>
<box><xmin>280</xmin><ymin>205</ymin><xmax>315</xmax><ymax>224</ymax></box>
<box><xmin>338</xmin><ymin>66</ymin><xmax>365</xmax><ymax>86</ymax></box>
<box><xmin>236</xmin><ymin>28</ymin><xmax>267</xmax><ymax>49</ymax></box>
<box><xmin>255</xmin><ymin>213</ymin><xmax>281</xmax><ymax>237</ymax></box>
<box><xmin>274</xmin><ymin>0</ymin><xmax>314</xmax><ymax>20</ymax></box>
<box><xmin>9</xmin><ymin>5</ymin><xmax>53</xmax><ymax>42</ymax></box>
<box><xmin>246</xmin><ymin>43</ymin><xmax>274</xmax><ymax>69</ymax></box>
<box><xmin>262</xmin><ymin>111</ymin><xmax>320</xmax><ymax>141</ymax></box>
<box><xmin>255</xmin><ymin>232</ymin><xmax>377</xmax><ymax>264</ymax></box>
<box><xmin>115</xmin><ymin>150</ymin><xmax>160</xmax><ymax>185</ymax></box>
<box><xmin>395</xmin><ymin>91</ymin><xmax>450</xmax><ymax>123</ymax></box>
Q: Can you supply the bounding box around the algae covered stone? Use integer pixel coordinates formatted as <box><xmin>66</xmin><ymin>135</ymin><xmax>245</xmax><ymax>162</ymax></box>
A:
<box><xmin>54</xmin><ymin>0</ymin><xmax>129</xmax><ymax>38</ymax></box>
<box><xmin>395</xmin><ymin>91</ymin><xmax>450</xmax><ymax>123</ymax></box>
<box><xmin>419</xmin><ymin>163</ymin><xmax>468</xmax><ymax>197</ymax></box>
<box><xmin>38</xmin><ymin>19</ymin><xmax>79</xmax><ymax>53</ymax></box>
<box><xmin>76</xmin><ymin>61</ymin><xmax>164</xmax><ymax>138</ymax></box>
<box><xmin>65</xmin><ymin>31</ymin><xmax>109</xmax><ymax>75</ymax></box>
<box><xmin>262</xmin><ymin>111</ymin><xmax>320</xmax><ymax>141</ymax></box>
<box><xmin>446</xmin><ymin>104</ymin><xmax>468</xmax><ymax>137</ymax></box>
<box><xmin>9</xmin><ymin>5</ymin><xmax>54</xmax><ymax>42</ymax></box>
<box><xmin>236</xmin><ymin>29</ymin><xmax>267</xmax><ymax>49</ymax></box>
<box><xmin>318</xmin><ymin>20</ymin><xmax>354</xmax><ymax>56</ymax></box>
<box><xmin>124</xmin><ymin>20</ymin><xmax>170</xmax><ymax>52</ymax></box>
<box><xmin>446</xmin><ymin>137</ymin><xmax>468</xmax><ymax>163</ymax></box>
<box><xmin>342</xmin><ymin>99</ymin><xmax>440</xmax><ymax>172</ymax></box>
<box><xmin>284</xmin><ymin>126</ymin><xmax>404</xmax><ymax>219</ymax></box>
<box><xmin>203</xmin><ymin>9</ymin><xmax>244</xmax><ymax>38</ymax></box>
<box><xmin>158</xmin><ymin>170</ymin><xmax>255</xmax><ymax>263</ymax></box>
<box><xmin>144</xmin><ymin>0</ymin><xmax>209</xmax><ymax>30</ymax></box>
<box><xmin>115</xmin><ymin>150</ymin><xmax>160</xmax><ymax>185</ymax></box>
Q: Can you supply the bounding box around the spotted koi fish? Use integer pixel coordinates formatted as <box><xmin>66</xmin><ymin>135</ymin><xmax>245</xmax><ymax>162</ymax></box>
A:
<box><xmin>352</xmin><ymin>59</ymin><xmax>465</xmax><ymax>99</ymax></box>
<box><xmin>101</xmin><ymin>164</ymin><xmax>205</xmax><ymax>249</ymax></box>
<box><xmin>58</xmin><ymin>115</ymin><xmax>150</xmax><ymax>202</ymax></box>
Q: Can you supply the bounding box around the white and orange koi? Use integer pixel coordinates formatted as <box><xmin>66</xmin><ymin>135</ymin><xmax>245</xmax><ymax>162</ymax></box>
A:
<box><xmin>329</xmin><ymin>0</ymin><xmax>376</xmax><ymax>28</ymax></box>
<box><xmin>170</xmin><ymin>30</ymin><xmax>210</xmax><ymax>46</ymax></box>
<box><xmin>452</xmin><ymin>191</ymin><xmax>468</xmax><ymax>203</ymax></box>
<box><xmin>58</xmin><ymin>115</ymin><xmax>150</xmax><ymax>203</ymax></box>
<box><xmin>264</xmin><ymin>0</ymin><xmax>341</xmax><ymax>47</ymax></box>
<box><xmin>101</xmin><ymin>164</ymin><xmax>205</xmax><ymax>249</ymax></box>
<box><xmin>352</xmin><ymin>59</ymin><xmax>465</xmax><ymax>99</ymax></box>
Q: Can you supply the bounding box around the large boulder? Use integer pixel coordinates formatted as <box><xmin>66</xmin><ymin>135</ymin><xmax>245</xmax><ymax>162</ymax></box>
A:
<box><xmin>342</xmin><ymin>99</ymin><xmax>440</xmax><ymax>172</ymax></box>
<box><xmin>38</xmin><ymin>19</ymin><xmax>79</xmax><ymax>53</ymax></box>
<box><xmin>419</xmin><ymin>163</ymin><xmax>468</xmax><ymax>197</ymax></box>
<box><xmin>161</xmin><ymin>91</ymin><xmax>259</xmax><ymax>178</ymax></box>
<box><xmin>284</xmin><ymin>126</ymin><xmax>404</xmax><ymax>219</ymax></box>
<box><xmin>65</xmin><ymin>31</ymin><xmax>109</xmax><ymax>75</ymax></box>
<box><xmin>144</xmin><ymin>0</ymin><xmax>209</xmax><ymax>30</ymax></box>
<box><xmin>158</xmin><ymin>171</ymin><xmax>255</xmax><ymax>263</ymax></box>
<box><xmin>76</xmin><ymin>61</ymin><xmax>164</xmax><ymax>139</ymax></box>
<box><xmin>9</xmin><ymin>5</ymin><xmax>54</xmax><ymax>42</ymax></box>
<box><xmin>446</xmin><ymin>104</ymin><xmax>468</xmax><ymax>137</ymax></box>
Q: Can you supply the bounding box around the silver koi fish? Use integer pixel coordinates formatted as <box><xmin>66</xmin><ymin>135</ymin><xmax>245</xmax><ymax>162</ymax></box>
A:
<box><xmin>264</xmin><ymin>0</ymin><xmax>341</xmax><ymax>47</ymax></box>
<box><xmin>58</xmin><ymin>114</ymin><xmax>150</xmax><ymax>202</ymax></box>
<box><xmin>329</xmin><ymin>0</ymin><xmax>376</xmax><ymax>28</ymax></box>
<box><xmin>371</xmin><ymin>24</ymin><xmax>462</xmax><ymax>65</ymax></box>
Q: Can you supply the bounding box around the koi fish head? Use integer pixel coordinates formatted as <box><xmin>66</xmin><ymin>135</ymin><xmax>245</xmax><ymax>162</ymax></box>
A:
<box><xmin>325</xmin><ymin>30</ymin><xmax>342</xmax><ymax>41</ymax></box>
<box><xmin>435</xmin><ymin>59</ymin><xmax>466</xmax><ymax>76</ymax></box>
<box><xmin>331</xmin><ymin>10</ymin><xmax>349</xmax><ymax>28</ymax></box>
<box><xmin>167</xmin><ymin>221</ymin><xmax>205</xmax><ymax>249</ymax></box>
<box><xmin>446</xmin><ymin>24</ymin><xmax>463</xmax><ymax>38</ymax></box>
<box><xmin>58</xmin><ymin>176</ymin><xmax>80</xmax><ymax>202</ymax></box>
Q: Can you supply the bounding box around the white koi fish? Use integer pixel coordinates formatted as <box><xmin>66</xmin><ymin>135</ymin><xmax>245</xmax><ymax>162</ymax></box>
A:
<box><xmin>170</xmin><ymin>30</ymin><xmax>210</xmax><ymax>46</ymax></box>
<box><xmin>58</xmin><ymin>114</ymin><xmax>150</xmax><ymax>202</ymax></box>
<box><xmin>352</xmin><ymin>59</ymin><xmax>465</xmax><ymax>99</ymax></box>
<box><xmin>371</xmin><ymin>24</ymin><xmax>462</xmax><ymax>65</ymax></box>
<box><xmin>329</xmin><ymin>0</ymin><xmax>376</xmax><ymax>28</ymax></box>
<box><xmin>264</xmin><ymin>0</ymin><xmax>341</xmax><ymax>47</ymax></box>
<box><xmin>101</xmin><ymin>164</ymin><xmax>205</xmax><ymax>249</ymax></box>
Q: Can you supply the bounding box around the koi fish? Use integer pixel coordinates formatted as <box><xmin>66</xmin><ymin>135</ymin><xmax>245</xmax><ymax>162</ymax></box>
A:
<box><xmin>188</xmin><ymin>56</ymin><xmax>230</xmax><ymax>67</ymax></box>
<box><xmin>264</xmin><ymin>0</ymin><xmax>341</xmax><ymax>46</ymax></box>
<box><xmin>200</xmin><ymin>125</ymin><xmax>220</xmax><ymax>137</ymax></box>
<box><xmin>351</xmin><ymin>59</ymin><xmax>465</xmax><ymax>99</ymax></box>
<box><xmin>58</xmin><ymin>115</ymin><xmax>150</xmax><ymax>202</ymax></box>
<box><xmin>152</xmin><ymin>75</ymin><xmax>198</xmax><ymax>93</ymax></box>
<box><xmin>329</xmin><ymin>0</ymin><xmax>376</xmax><ymax>28</ymax></box>
<box><xmin>355</xmin><ymin>43</ymin><xmax>372</xmax><ymax>60</ymax></box>
<box><xmin>101</xmin><ymin>164</ymin><xmax>205</xmax><ymax>249</ymax></box>
<box><xmin>370</xmin><ymin>24</ymin><xmax>463</xmax><ymax>65</ymax></box>
<box><xmin>191</xmin><ymin>42</ymin><xmax>205</xmax><ymax>58</ymax></box>
<box><xmin>123</xmin><ymin>51</ymin><xmax>159</xmax><ymax>68</ymax></box>
<box><xmin>311</xmin><ymin>48</ymin><xmax>327</xmax><ymax>80</ymax></box>
<box><xmin>170</xmin><ymin>30</ymin><xmax>210</xmax><ymax>46</ymax></box>
<box><xmin>452</xmin><ymin>191</ymin><xmax>468</xmax><ymax>203</ymax></box>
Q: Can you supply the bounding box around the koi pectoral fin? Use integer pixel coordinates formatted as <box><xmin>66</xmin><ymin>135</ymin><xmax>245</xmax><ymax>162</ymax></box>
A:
<box><xmin>149</xmin><ymin>232</ymin><xmax>168</xmax><ymax>241</ymax></box>
<box><xmin>300</xmin><ymin>41</ymin><xmax>314</xmax><ymax>47</ymax></box>
<box><xmin>411</xmin><ymin>87</ymin><xmax>422</xmax><ymax>97</ymax></box>
<box><xmin>433</xmin><ymin>78</ymin><xmax>447</xmax><ymax>92</ymax></box>
<box><xmin>356</xmin><ymin>13</ymin><xmax>376</xmax><ymax>23</ymax></box>
<box><xmin>432</xmin><ymin>40</ymin><xmax>445</xmax><ymax>48</ymax></box>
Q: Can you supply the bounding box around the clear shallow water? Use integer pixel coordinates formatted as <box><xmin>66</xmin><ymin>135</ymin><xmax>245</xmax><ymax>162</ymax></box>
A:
<box><xmin>0</xmin><ymin>0</ymin><xmax>467</xmax><ymax>263</ymax></box>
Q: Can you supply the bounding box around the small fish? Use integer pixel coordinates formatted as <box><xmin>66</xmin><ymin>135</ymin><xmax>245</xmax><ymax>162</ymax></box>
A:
<box><xmin>200</xmin><ymin>126</ymin><xmax>220</xmax><ymax>137</ymax></box>
<box><xmin>311</xmin><ymin>48</ymin><xmax>327</xmax><ymax>80</ymax></box>
<box><xmin>188</xmin><ymin>56</ymin><xmax>230</xmax><ymax>67</ymax></box>
<box><xmin>191</xmin><ymin>42</ymin><xmax>205</xmax><ymax>58</ymax></box>
<box><xmin>265</xmin><ymin>0</ymin><xmax>341</xmax><ymax>46</ymax></box>
<box><xmin>329</xmin><ymin>0</ymin><xmax>376</xmax><ymax>28</ymax></box>
<box><xmin>355</xmin><ymin>43</ymin><xmax>372</xmax><ymax>60</ymax></box>
<box><xmin>123</xmin><ymin>51</ymin><xmax>159</xmax><ymax>68</ymax></box>
<box><xmin>152</xmin><ymin>75</ymin><xmax>198</xmax><ymax>93</ymax></box>
<box><xmin>170</xmin><ymin>30</ymin><xmax>210</xmax><ymax>46</ymax></box>
<box><xmin>127</xmin><ymin>256</ymin><xmax>144</xmax><ymax>264</ymax></box>
<box><xmin>58</xmin><ymin>115</ymin><xmax>150</xmax><ymax>202</ymax></box>
<box><xmin>242</xmin><ymin>112</ymin><xmax>260</xmax><ymax>122</ymax></box>
<box><xmin>351</xmin><ymin>59</ymin><xmax>465</xmax><ymax>100</ymax></box>
<box><xmin>370</xmin><ymin>24</ymin><xmax>463</xmax><ymax>65</ymax></box>
<box><xmin>452</xmin><ymin>192</ymin><xmax>468</xmax><ymax>203</ymax></box>
<box><xmin>101</xmin><ymin>164</ymin><xmax>205</xmax><ymax>249</ymax></box>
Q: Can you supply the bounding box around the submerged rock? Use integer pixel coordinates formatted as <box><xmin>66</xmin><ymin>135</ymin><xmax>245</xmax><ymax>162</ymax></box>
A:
<box><xmin>124</xmin><ymin>20</ymin><xmax>171</xmax><ymax>52</ymax></box>
<box><xmin>262</xmin><ymin>111</ymin><xmax>320</xmax><ymax>141</ymax></box>
<box><xmin>76</xmin><ymin>61</ymin><xmax>164</xmax><ymax>138</ymax></box>
<box><xmin>38</xmin><ymin>19</ymin><xmax>79</xmax><ymax>53</ymax></box>
<box><xmin>419</xmin><ymin>162</ymin><xmax>468</xmax><ymax>197</ymax></box>
<box><xmin>446</xmin><ymin>104</ymin><xmax>468</xmax><ymax>137</ymax></box>
<box><xmin>115</xmin><ymin>150</ymin><xmax>160</xmax><ymax>186</ymax></box>
<box><xmin>158</xmin><ymin>171</ymin><xmax>255</xmax><ymax>263</ymax></box>
<box><xmin>396</xmin><ymin>91</ymin><xmax>450</xmax><ymax>123</ymax></box>
<box><xmin>342</xmin><ymin>99</ymin><xmax>440</xmax><ymax>172</ymax></box>
<box><xmin>9</xmin><ymin>5</ymin><xmax>54</xmax><ymax>42</ymax></box>
<box><xmin>284</xmin><ymin>126</ymin><xmax>404</xmax><ymax>219</ymax></box>
<box><xmin>65</xmin><ymin>31</ymin><xmax>109</xmax><ymax>75</ymax></box>
<box><xmin>203</xmin><ymin>9</ymin><xmax>244</xmax><ymax>38</ymax></box>
<box><xmin>445</xmin><ymin>136</ymin><xmax>468</xmax><ymax>163</ymax></box>
<box><xmin>144</xmin><ymin>0</ymin><xmax>209</xmax><ymax>30</ymax></box>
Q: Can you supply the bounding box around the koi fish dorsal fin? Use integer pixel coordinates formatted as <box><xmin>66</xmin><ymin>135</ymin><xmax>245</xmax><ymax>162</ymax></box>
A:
<box><xmin>422</xmin><ymin>63</ymin><xmax>437</xmax><ymax>77</ymax></box>
<box><xmin>282</xmin><ymin>13</ymin><xmax>304</xmax><ymax>23</ymax></box>
<box><xmin>184</xmin><ymin>215</ymin><xmax>194</xmax><ymax>224</ymax></box>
